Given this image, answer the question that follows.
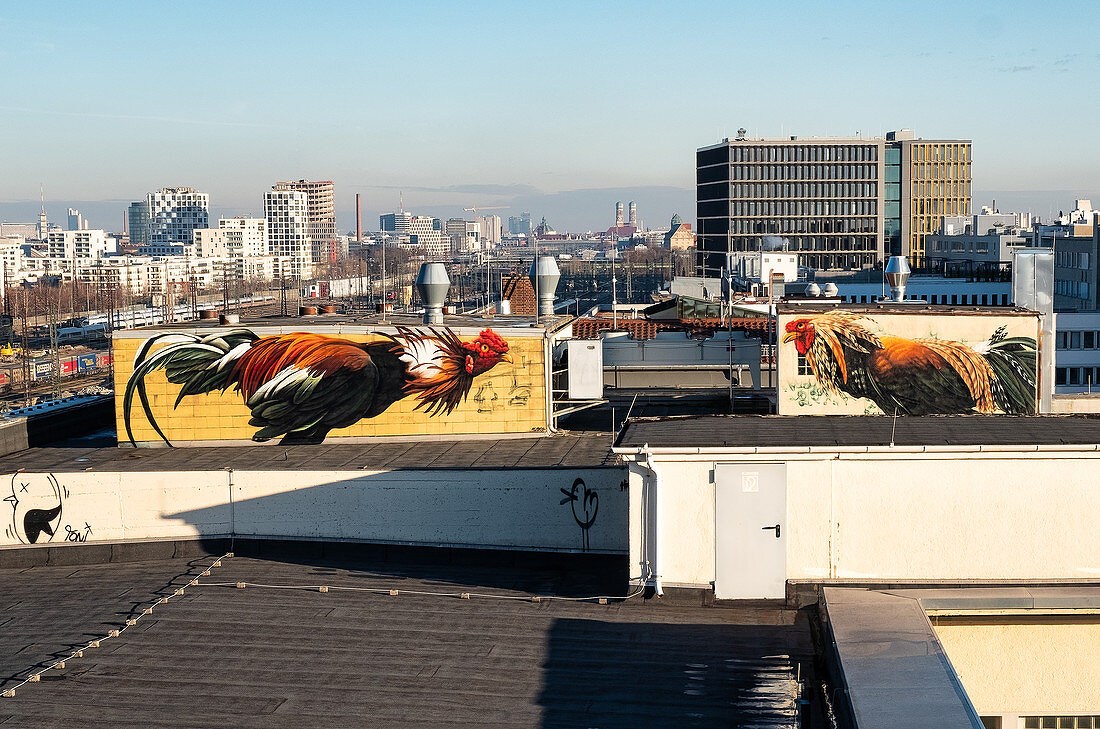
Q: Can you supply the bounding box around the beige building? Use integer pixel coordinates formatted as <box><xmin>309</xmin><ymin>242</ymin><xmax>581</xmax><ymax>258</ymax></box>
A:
<box><xmin>664</xmin><ymin>213</ymin><xmax>695</xmax><ymax>250</ymax></box>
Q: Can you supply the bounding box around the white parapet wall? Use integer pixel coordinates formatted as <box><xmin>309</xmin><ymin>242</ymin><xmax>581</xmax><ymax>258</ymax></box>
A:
<box><xmin>623</xmin><ymin>448</ymin><xmax>1100</xmax><ymax>588</ymax></box>
<box><xmin>1</xmin><ymin>467</ymin><xmax>627</xmax><ymax>554</ymax></box>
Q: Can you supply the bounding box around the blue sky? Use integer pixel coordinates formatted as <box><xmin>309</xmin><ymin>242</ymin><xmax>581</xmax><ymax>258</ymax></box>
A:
<box><xmin>1</xmin><ymin>0</ymin><xmax>1097</xmax><ymax>230</ymax></box>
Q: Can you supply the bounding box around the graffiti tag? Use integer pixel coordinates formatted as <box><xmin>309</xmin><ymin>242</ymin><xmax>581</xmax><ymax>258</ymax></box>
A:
<box><xmin>560</xmin><ymin>477</ymin><xmax>599</xmax><ymax>552</ymax></box>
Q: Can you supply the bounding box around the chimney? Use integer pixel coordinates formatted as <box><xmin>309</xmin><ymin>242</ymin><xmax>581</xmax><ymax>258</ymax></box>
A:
<box><xmin>528</xmin><ymin>256</ymin><xmax>560</xmax><ymax>318</ymax></box>
<box><xmin>884</xmin><ymin>256</ymin><xmax>911</xmax><ymax>302</ymax></box>
<box><xmin>415</xmin><ymin>262</ymin><xmax>450</xmax><ymax>324</ymax></box>
<box><xmin>355</xmin><ymin>194</ymin><xmax>362</xmax><ymax>242</ymax></box>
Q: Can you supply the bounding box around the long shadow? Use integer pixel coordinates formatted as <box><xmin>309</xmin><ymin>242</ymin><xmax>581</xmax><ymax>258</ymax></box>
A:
<box><xmin>0</xmin><ymin>556</ymin><xmax>217</xmax><ymax>691</ymax></box>
<box><xmin>165</xmin><ymin>469</ymin><xmax>630</xmax><ymax>597</ymax></box>
<box><xmin>537</xmin><ymin>617</ymin><xmax>802</xmax><ymax>728</ymax></box>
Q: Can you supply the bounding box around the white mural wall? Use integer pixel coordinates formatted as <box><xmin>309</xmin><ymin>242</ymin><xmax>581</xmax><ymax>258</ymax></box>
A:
<box><xmin>1</xmin><ymin>467</ymin><xmax>628</xmax><ymax>554</ymax></box>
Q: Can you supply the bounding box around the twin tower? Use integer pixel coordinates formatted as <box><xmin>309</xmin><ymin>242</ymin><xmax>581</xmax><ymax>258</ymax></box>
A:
<box><xmin>615</xmin><ymin>201</ymin><xmax>637</xmax><ymax>227</ymax></box>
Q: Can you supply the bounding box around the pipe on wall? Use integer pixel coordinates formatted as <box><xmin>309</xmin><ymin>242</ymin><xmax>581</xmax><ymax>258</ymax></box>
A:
<box><xmin>638</xmin><ymin>445</ymin><xmax>663</xmax><ymax>597</ymax></box>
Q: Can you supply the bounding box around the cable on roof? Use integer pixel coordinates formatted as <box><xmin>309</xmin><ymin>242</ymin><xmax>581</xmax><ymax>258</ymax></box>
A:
<box><xmin>0</xmin><ymin>552</ymin><xmax>232</xmax><ymax>699</ymax></box>
<box><xmin>196</xmin><ymin>579</ymin><xmax>645</xmax><ymax>604</ymax></box>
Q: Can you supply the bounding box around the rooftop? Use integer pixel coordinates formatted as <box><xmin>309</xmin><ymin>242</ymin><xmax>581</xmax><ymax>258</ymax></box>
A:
<box><xmin>0</xmin><ymin>433</ymin><xmax>619</xmax><ymax>473</ymax></box>
<box><xmin>777</xmin><ymin>302</ymin><xmax>1037</xmax><ymax>316</ymax></box>
<box><xmin>0</xmin><ymin>553</ymin><xmax>816</xmax><ymax>728</ymax></box>
<box><xmin>615</xmin><ymin>414</ymin><xmax>1100</xmax><ymax>450</ymax></box>
<box><xmin>111</xmin><ymin>310</ymin><xmax>574</xmax><ymax>337</ymax></box>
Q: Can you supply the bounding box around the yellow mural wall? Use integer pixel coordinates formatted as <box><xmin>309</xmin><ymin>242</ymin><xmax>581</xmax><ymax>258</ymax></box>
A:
<box><xmin>114</xmin><ymin>326</ymin><xmax>548</xmax><ymax>445</ymax></box>
<box><xmin>777</xmin><ymin>309</ymin><xmax>1042</xmax><ymax>415</ymax></box>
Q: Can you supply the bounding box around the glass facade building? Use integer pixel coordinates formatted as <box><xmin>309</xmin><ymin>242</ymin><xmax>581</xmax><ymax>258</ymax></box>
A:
<box><xmin>696</xmin><ymin>132</ymin><xmax>971</xmax><ymax>276</ymax></box>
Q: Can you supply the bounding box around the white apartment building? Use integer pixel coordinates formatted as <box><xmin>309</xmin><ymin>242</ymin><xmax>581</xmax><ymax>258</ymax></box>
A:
<box><xmin>264</xmin><ymin>189</ymin><xmax>313</xmax><ymax>279</ymax></box>
<box><xmin>0</xmin><ymin>236</ymin><xmax>25</xmax><ymax>278</ymax></box>
<box><xmin>273</xmin><ymin>180</ymin><xmax>336</xmax><ymax>264</ymax></box>
<box><xmin>193</xmin><ymin>217</ymin><xmax>269</xmax><ymax>259</ymax></box>
<box><xmin>47</xmin><ymin>229</ymin><xmax>116</xmax><ymax>260</ymax></box>
<box><xmin>147</xmin><ymin>187</ymin><xmax>210</xmax><ymax>251</ymax></box>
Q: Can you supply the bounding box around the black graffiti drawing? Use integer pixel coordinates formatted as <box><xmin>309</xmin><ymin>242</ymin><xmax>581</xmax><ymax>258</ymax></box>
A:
<box><xmin>473</xmin><ymin>382</ymin><xmax>499</xmax><ymax>413</ymax></box>
<box><xmin>560</xmin><ymin>477</ymin><xmax>599</xmax><ymax>552</ymax></box>
<box><xmin>4</xmin><ymin>473</ymin><xmax>65</xmax><ymax>545</ymax></box>
<box><xmin>65</xmin><ymin>523</ymin><xmax>93</xmax><ymax>543</ymax></box>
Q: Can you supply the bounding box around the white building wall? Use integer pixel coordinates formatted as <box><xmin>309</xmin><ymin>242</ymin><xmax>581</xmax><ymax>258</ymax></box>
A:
<box><xmin>626</xmin><ymin>449</ymin><xmax>1100</xmax><ymax>588</ymax></box>
<box><xmin>0</xmin><ymin>468</ymin><xmax>627</xmax><ymax>554</ymax></box>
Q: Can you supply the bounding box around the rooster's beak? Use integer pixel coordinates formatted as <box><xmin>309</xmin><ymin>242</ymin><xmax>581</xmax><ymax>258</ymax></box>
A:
<box><xmin>781</xmin><ymin>332</ymin><xmax>797</xmax><ymax>343</ymax></box>
<box><xmin>500</xmin><ymin>353</ymin><xmax>512</xmax><ymax>364</ymax></box>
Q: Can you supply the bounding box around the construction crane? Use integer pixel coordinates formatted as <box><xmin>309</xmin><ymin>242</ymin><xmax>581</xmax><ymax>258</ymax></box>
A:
<box><xmin>462</xmin><ymin>206</ymin><xmax>510</xmax><ymax>314</ymax></box>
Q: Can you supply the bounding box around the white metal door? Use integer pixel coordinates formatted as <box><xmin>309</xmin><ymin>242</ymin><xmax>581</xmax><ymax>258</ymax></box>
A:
<box><xmin>714</xmin><ymin>463</ymin><xmax>786</xmax><ymax>599</ymax></box>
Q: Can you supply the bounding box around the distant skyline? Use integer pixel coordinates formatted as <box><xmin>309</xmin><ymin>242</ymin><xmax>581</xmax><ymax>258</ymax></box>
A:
<box><xmin>2</xmin><ymin>1</ymin><xmax>1097</xmax><ymax>230</ymax></box>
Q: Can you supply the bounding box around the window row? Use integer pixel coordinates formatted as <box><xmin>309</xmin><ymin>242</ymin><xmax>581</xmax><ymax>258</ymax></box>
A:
<box><xmin>842</xmin><ymin>292</ymin><xmax>1010</xmax><ymax>306</ymax></box>
<box><xmin>1056</xmin><ymin>367</ymin><xmax>1100</xmax><ymax>387</ymax></box>
<box><xmin>731</xmin><ymin>145</ymin><xmax>878</xmax><ymax>163</ymax></box>
<box><xmin>731</xmin><ymin>182</ymin><xmax>878</xmax><ymax>199</ymax></box>
<box><xmin>909</xmin><ymin>162</ymin><xmax>971</xmax><ymax>180</ymax></box>
<box><xmin>1057</xmin><ymin>330</ymin><xmax>1099</xmax><ymax>349</ymax></box>
<box><xmin>1054</xmin><ymin>280</ymin><xmax>1091</xmax><ymax>299</ymax></box>
<box><xmin>731</xmin><ymin>164</ymin><xmax>877</xmax><ymax>181</ymax></box>
<box><xmin>731</xmin><ymin>200</ymin><xmax>877</xmax><ymax>217</ymax></box>
<box><xmin>1055</xmin><ymin>251</ymin><xmax>1090</xmax><ymax>269</ymax></box>
<box><xmin>912</xmin><ymin>143</ymin><xmax>970</xmax><ymax>163</ymax></box>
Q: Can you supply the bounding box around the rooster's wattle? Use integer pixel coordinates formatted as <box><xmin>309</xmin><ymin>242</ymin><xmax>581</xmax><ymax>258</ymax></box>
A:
<box><xmin>782</xmin><ymin>312</ymin><xmax>1037</xmax><ymax>415</ymax></box>
<box><xmin>123</xmin><ymin>326</ymin><xmax>511</xmax><ymax>446</ymax></box>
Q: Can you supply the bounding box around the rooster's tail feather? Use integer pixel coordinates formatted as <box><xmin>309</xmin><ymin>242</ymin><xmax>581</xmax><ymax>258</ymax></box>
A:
<box><xmin>985</xmin><ymin>327</ymin><xmax>1038</xmax><ymax>414</ymax></box>
<box><xmin>123</xmin><ymin>329</ymin><xmax>259</xmax><ymax>446</ymax></box>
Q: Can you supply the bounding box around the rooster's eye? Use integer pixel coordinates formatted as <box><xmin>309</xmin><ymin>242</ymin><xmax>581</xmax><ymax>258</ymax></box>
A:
<box><xmin>480</xmin><ymin>344</ymin><xmax>489</xmax><ymax>353</ymax></box>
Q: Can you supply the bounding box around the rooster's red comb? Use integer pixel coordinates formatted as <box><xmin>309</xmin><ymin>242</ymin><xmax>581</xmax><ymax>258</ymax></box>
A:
<box><xmin>476</xmin><ymin>328</ymin><xmax>508</xmax><ymax>351</ymax></box>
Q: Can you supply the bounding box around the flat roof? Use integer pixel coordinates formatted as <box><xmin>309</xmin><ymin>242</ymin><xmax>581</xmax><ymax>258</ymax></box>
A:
<box><xmin>112</xmin><ymin>310</ymin><xmax>574</xmax><ymax>337</ymax></box>
<box><xmin>777</xmin><ymin>302</ymin><xmax>1037</xmax><ymax>316</ymax></box>
<box><xmin>0</xmin><ymin>554</ymin><xmax>817</xmax><ymax>726</ymax></box>
<box><xmin>0</xmin><ymin>433</ymin><xmax>619</xmax><ymax>473</ymax></box>
<box><xmin>615</xmin><ymin>414</ymin><xmax>1100</xmax><ymax>450</ymax></box>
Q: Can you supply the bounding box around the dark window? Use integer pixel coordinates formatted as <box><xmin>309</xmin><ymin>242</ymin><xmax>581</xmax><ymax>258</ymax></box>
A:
<box><xmin>697</xmin><ymin>165</ymin><xmax>728</xmax><ymax>184</ymax></box>
<box><xmin>697</xmin><ymin>146</ymin><xmax>729</xmax><ymax>166</ymax></box>
<box><xmin>1056</xmin><ymin>368</ymin><xmax>1067</xmax><ymax>386</ymax></box>
<box><xmin>698</xmin><ymin>182</ymin><xmax>728</xmax><ymax>201</ymax></box>
<box><xmin>1084</xmin><ymin>331</ymin><xmax>1095</xmax><ymax>349</ymax></box>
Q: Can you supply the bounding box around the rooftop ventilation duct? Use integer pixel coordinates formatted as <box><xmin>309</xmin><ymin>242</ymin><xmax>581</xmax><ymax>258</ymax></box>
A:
<box><xmin>528</xmin><ymin>256</ymin><xmax>560</xmax><ymax>318</ymax></box>
<box><xmin>884</xmin><ymin>256</ymin><xmax>911</xmax><ymax>302</ymax></box>
<box><xmin>415</xmin><ymin>262</ymin><xmax>450</xmax><ymax>324</ymax></box>
<box><xmin>821</xmin><ymin>282</ymin><xmax>838</xmax><ymax>298</ymax></box>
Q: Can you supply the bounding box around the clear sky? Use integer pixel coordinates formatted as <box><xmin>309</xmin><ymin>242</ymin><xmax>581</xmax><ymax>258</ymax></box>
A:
<box><xmin>1</xmin><ymin>0</ymin><xmax>1097</xmax><ymax>229</ymax></box>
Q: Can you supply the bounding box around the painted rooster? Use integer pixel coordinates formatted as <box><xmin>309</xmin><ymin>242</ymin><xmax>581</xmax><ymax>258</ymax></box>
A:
<box><xmin>782</xmin><ymin>313</ymin><xmax>1038</xmax><ymax>415</ymax></box>
<box><xmin>124</xmin><ymin>326</ymin><xmax>511</xmax><ymax>446</ymax></box>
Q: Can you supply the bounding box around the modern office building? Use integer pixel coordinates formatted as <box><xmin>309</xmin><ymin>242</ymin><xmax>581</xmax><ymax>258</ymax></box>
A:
<box><xmin>273</xmin><ymin>179</ymin><xmax>336</xmax><ymax>263</ymax></box>
<box><xmin>445</xmin><ymin>218</ymin><xmax>481</xmax><ymax>254</ymax></box>
<box><xmin>696</xmin><ymin>130</ymin><xmax>971</xmax><ymax>275</ymax></box>
<box><xmin>147</xmin><ymin>187</ymin><xmax>210</xmax><ymax>252</ymax></box>
<box><xmin>127</xmin><ymin>201</ymin><xmax>151</xmax><ymax>248</ymax></box>
<box><xmin>67</xmin><ymin>208</ymin><xmax>88</xmax><ymax>231</ymax></box>
<box><xmin>407</xmin><ymin>215</ymin><xmax>446</xmax><ymax>256</ymax></box>
<box><xmin>478</xmin><ymin>215</ymin><xmax>502</xmax><ymax>246</ymax></box>
<box><xmin>508</xmin><ymin>211</ymin><xmax>532</xmax><ymax>236</ymax></box>
<box><xmin>264</xmin><ymin>189</ymin><xmax>312</xmax><ymax>279</ymax></box>
<box><xmin>379</xmin><ymin>211</ymin><xmax>412</xmax><ymax>235</ymax></box>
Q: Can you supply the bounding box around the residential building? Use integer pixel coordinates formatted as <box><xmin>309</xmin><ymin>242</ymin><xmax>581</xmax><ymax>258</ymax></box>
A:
<box><xmin>1051</xmin><ymin>217</ymin><xmax>1099</xmax><ymax>311</ymax></box>
<box><xmin>273</xmin><ymin>179</ymin><xmax>337</xmax><ymax>264</ymax></box>
<box><xmin>264</xmin><ymin>188</ymin><xmax>312</xmax><ymax>279</ymax></box>
<box><xmin>147</xmin><ymin>187</ymin><xmax>209</xmax><ymax>251</ymax></box>
<box><xmin>695</xmin><ymin>129</ymin><xmax>971</xmax><ymax>275</ymax></box>
<box><xmin>0</xmin><ymin>236</ymin><xmax>25</xmax><ymax>279</ymax></box>
<box><xmin>1054</xmin><ymin>310</ymin><xmax>1100</xmax><ymax>391</ymax></box>
<box><xmin>193</xmin><ymin>218</ymin><xmax>269</xmax><ymax>259</ymax></box>
<box><xmin>664</xmin><ymin>213</ymin><xmax>695</xmax><ymax>250</ymax></box>
<box><xmin>46</xmin><ymin>229</ymin><xmax>115</xmax><ymax>260</ymax></box>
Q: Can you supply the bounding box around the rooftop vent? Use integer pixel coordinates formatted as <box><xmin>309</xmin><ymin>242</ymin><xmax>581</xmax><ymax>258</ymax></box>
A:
<box><xmin>884</xmin><ymin>256</ymin><xmax>911</xmax><ymax>302</ymax></box>
<box><xmin>528</xmin><ymin>256</ymin><xmax>560</xmax><ymax>318</ymax></box>
<box><xmin>415</xmin><ymin>262</ymin><xmax>450</xmax><ymax>324</ymax></box>
<box><xmin>821</xmin><ymin>282</ymin><xmax>838</xmax><ymax>298</ymax></box>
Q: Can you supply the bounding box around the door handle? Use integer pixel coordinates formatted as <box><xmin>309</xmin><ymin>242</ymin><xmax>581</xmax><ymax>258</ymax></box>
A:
<box><xmin>762</xmin><ymin>524</ymin><xmax>781</xmax><ymax>538</ymax></box>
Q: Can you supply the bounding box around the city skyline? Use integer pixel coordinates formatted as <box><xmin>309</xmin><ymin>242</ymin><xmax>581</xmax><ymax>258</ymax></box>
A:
<box><xmin>1</xmin><ymin>1</ymin><xmax>1098</xmax><ymax>231</ymax></box>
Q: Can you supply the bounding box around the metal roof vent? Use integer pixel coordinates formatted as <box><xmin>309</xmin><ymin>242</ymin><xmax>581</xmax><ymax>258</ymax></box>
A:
<box><xmin>821</xmin><ymin>282</ymin><xmax>838</xmax><ymax>298</ymax></box>
<box><xmin>806</xmin><ymin>282</ymin><xmax>821</xmax><ymax>297</ymax></box>
<box><xmin>884</xmin><ymin>256</ymin><xmax>911</xmax><ymax>302</ymax></box>
<box><xmin>415</xmin><ymin>262</ymin><xmax>450</xmax><ymax>324</ymax></box>
<box><xmin>528</xmin><ymin>256</ymin><xmax>560</xmax><ymax>318</ymax></box>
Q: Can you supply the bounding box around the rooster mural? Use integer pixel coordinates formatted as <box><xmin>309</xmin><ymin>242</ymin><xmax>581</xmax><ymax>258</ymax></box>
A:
<box><xmin>782</xmin><ymin>313</ymin><xmax>1038</xmax><ymax>415</ymax></box>
<box><xmin>124</xmin><ymin>326</ymin><xmax>511</xmax><ymax>446</ymax></box>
